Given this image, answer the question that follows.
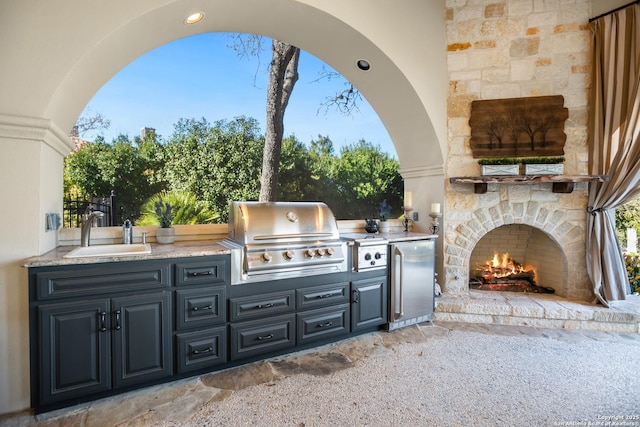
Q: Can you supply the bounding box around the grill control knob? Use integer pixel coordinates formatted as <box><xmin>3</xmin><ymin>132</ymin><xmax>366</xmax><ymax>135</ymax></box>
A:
<box><xmin>364</xmin><ymin>253</ymin><xmax>372</xmax><ymax>261</ymax></box>
<box><xmin>316</xmin><ymin>248</ymin><xmax>326</xmax><ymax>257</ymax></box>
<box><xmin>375</xmin><ymin>252</ymin><xmax>382</xmax><ymax>260</ymax></box>
<box><xmin>305</xmin><ymin>249</ymin><xmax>316</xmax><ymax>258</ymax></box>
<box><xmin>262</xmin><ymin>252</ymin><xmax>273</xmax><ymax>262</ymax></box>
<box><xmin>326</xmin><ymin>248</ymin><xmax>335</xmax><ymax>256</ymax></box>
<box><xmin>283</xmin><ymin>250</ymin><xmax>294</xmax><ymax>260</ymax></box>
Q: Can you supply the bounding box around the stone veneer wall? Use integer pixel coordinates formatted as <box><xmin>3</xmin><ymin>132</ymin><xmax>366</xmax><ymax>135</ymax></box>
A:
<box><xmin>444</xmin><ymin>0</ymin><xmax>594</xmax><ymax>301</ymax></box>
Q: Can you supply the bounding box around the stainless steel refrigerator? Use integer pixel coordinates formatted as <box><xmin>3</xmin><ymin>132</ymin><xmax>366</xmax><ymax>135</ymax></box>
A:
<box><xmin>387</xmin><ymin>238</ymin><xmax>436</xmax><ymax>330</ymax></box>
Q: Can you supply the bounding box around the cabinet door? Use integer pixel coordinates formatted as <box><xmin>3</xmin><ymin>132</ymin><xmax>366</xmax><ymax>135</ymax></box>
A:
<box><xmin>111</xmin><ymin>292</ymin><xmax>172</xmax><ymax>389</ymax></box>
<box><xmin>351</xmin><ymin>277</ymin><xmax>388</xmax><ymax>331</ymax></box>
<box><xmin>38</xmin><ymin>299</ymin><xmax>111</xmax><ymax>406</ymax></box>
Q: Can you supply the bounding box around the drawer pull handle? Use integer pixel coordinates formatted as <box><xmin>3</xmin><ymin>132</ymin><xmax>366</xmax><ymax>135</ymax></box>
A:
<box><xmin>256</xmin><ymin>334</ymin><xmax>274</xmax><ymax>341</ymax></box>
<box><xmin>114</xmin><ymin>310</ymin><xmax>121</xmax><ymax>330</ymax></box>
<box><xmin>318</xmin><ymin>293</ymin><xmax>334</xmax><ymax>299</ymax></box>
<box><xmin>192</xmin><ymin>347</ymin><xmax>213</xmax><ymax>355</ymax></box>
<box><xmin>318</xmin><ymin>321</ymin><xmax>333</xmax><ymax>328</ymax></box>
<box><xmin>256</xmin><ymin>303</ymin><xmax>274</xmax><ymax>309</ymax></box>
<box><xmin>192</xmin><ymin>305</ymin><xmax>213</xmax><ymax>312</ymax></box>
<box><xmin>99</xmin><ymin>311</ymin><xmax>107</xmax><ymax>332</ymax></box>
<box><xmin>188</xmin><ymin>271</ymin><xmax>213</xmax><ymax>277</ymax></box>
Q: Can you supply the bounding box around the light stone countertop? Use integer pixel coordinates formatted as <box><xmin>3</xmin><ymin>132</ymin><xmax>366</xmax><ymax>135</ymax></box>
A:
<box><xmin>22</xmin><ymin>240</ymin><xmax>231</xmax><ymax>268</ymax></box>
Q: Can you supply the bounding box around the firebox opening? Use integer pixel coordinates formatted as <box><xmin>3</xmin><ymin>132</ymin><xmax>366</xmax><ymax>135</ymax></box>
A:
<box><xmin>469</xmin><ymin>224</ymin><xmax>567</xmax><ymax>295</ymax></box>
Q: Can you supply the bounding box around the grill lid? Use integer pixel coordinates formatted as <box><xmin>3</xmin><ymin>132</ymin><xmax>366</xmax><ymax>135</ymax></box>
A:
<box><xmin>228</xmin><ymin>201</ymin><xmax>340</xmax><ymax>244</ymax></box>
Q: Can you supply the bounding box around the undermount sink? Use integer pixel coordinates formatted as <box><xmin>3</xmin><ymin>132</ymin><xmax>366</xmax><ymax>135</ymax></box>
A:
<box><xmin>63</xmin><ymin>243</ymin><xmax>152</xmax><ymax>258</ymax></box>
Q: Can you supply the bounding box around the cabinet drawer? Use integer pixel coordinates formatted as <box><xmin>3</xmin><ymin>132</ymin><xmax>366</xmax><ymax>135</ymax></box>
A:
<box><xmin>229</xmin><ymin>290</ymin><xmax>294</xmax><ymax>322</ymax></box>
<box><xmin>230</xmin><ymin>314</ymin><xmax>295</xmax><ymax>360</ymax></box>
<box><xmin>296</xmin><ymin>282</ymin><xmax>349</xmax><ymax>310</ymax></box>
<box><xmin>35</xmin><ymin>262</ymin><xmax>171</xmax><ymax>301</ymax></box>
<box><xmin>297</xmin><ymin>304</ymin><xmax>350</xmax><ymax>345</ymax></box>
<box><xmin>175</xmin><ymin>258</ymin><xmax>229</xmax><ymax>287</ymax></box>
<box><xmin>175</xmin><ymin>327</ymin><xmax>227</xmax><ymax>374</ymax></box>
<box><xmin>176</xmin><ymin>287</ymin><xmax>226</xmax><ymax>330</ymax></box>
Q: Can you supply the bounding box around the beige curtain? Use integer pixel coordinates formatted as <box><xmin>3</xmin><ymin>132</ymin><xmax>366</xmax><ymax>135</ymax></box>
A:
<box><xmin>587</xmin><ymin>3</ymin><xmax>640</xmax><ymax>305</ymax></box>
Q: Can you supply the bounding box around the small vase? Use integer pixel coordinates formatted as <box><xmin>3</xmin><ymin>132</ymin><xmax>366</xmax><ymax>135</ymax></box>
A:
<box><xmin>156</xmin><ymin>227</ymin><xmax>176</xmax><ymax>244</ymax></box>
<box><xmin>379</xmin><ymin>221</ymin><xmax>390</xmax><ymax>233</ymax></box>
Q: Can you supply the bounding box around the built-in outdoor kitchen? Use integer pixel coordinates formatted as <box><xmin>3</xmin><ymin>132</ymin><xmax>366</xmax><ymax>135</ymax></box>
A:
<box><xmin>23</xmin><ymin>201</ymin><xmax>437</xmax><ymax>413</ymax></box>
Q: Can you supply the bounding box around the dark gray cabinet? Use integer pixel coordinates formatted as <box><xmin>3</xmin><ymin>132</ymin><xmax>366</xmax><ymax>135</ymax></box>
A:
<box><xmin>111</xmin><ymin>293</ymin><xmax>172</xmax><ymax>388</ymax></box>
<box><xmin>36</xmin><ymin>291</ymin><xmax>171</xmax><ymax>407</ymax></box>
<box><xmin>351</xmin><ymin>276</ymin><xmax>388</xmax><ymax>331</ymax></box>
<box><xmin>38</xmin><ymin>299</ymin><xmax>111</xmax><ymax>404</ymax></box>
<box><xmin>28</xmin><ymin>252</ymin><xmax>386</xmax><ymax>413</ymax></box>
<box><xmin>173</xmin><ymin>260</ymin><xmax>228</xmax><ymax>374</ymax></box>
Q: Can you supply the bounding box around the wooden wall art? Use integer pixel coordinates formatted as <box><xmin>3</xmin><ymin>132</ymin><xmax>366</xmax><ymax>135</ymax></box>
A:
<box><xmin>468</xmin><ymin>95</ymin><xmax>568</xmax><ymax>158</ymax></box>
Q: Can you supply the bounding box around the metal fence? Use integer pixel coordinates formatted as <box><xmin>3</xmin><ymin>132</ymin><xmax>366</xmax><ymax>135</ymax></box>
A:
<box><xmin>63</xmin><ymin>191</ymin><xmax>117</xmax><ymax>228</ymax></box>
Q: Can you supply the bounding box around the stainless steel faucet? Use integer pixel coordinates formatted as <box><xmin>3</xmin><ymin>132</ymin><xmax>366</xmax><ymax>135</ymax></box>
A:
<box><xmin>80</xmin><ymin>210</ymin><xmax>104</xmax><ymax>247</ymax></box>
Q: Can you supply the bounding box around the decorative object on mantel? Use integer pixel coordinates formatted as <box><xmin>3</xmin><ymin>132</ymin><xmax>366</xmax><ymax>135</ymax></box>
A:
<box><xmin>478</xmin><ymin>158</ymin><xmax>520</xmax><ymax>176</ymax></box>
<box><xmin>429</xmin><ymin>203</ymin><xmax>442</xmax><ymax>234</ymax></box>
<box><xmin>521</xmin><ymin>156</ymin><xmax>565</xmax><ymax>175</ymax></box>
<box><xmin>449</xmin><ymin>175</ymin><xmax>608</xmax><ymax>194</ymax></box>
<box><xmin>402</xmin><ymin>191</ymin><xmax>413</xmax><ymax>232</ymax></box>
<box><xmin>469</xmin><ymin>95</ymin><xmax>568</xmax><ymax>158</ymax></box>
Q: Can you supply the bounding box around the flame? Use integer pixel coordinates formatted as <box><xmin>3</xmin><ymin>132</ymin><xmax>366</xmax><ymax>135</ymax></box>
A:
<box><xmin>479</xmin><ymin>251</ymin><xmax>537</xmax><ymax>281</ymax></box>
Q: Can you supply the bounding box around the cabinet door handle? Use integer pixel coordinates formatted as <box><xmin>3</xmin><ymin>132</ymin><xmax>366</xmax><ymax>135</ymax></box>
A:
<box><xmin>192</xmin><ymin>347</ymin><xmax>213</xmax><ymax>355</ymax></box>
<box><xmin>188</xmin><ymin>271</ymin><xmax>213</xmax><ymax>277</ymax></box>
<box><xmin>99</xmin><ymin>311</ymin><xmax>107</xmax><ymax>332</ymax></box>
<box><xmin>114</xmin><ymin>309</ymin><xmax>121</xmax><ymax>330</ymax></box>
<box><xmin>352</xmin><ymin>289</ymin><xmax>359</xmax><ymax>303</ymax></box>
<box><xmin>256</xmin><ymin>303</ymin><xmax>274</xmax><ymax>309</ymax></box>
<box><xmin>256</xmin><ymin>334</ymin><xmax>274</xmax><ymax>341</ymax></box>
<box><xmin>192</xmin><ymin>304</ymin><xmax>213</xmax><ymax>312</ymax></box>
<box><xmin>317</xmin><ymin>321</ymin><xmax>333</xmax><ymax>328</ymax></box>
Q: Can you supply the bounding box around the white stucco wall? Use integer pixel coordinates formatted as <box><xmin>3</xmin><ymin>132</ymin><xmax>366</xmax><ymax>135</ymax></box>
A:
<box><xmin>0</xmin><ymin>0</ymin><xmax>448</xmax><ymax>414</ymax></box>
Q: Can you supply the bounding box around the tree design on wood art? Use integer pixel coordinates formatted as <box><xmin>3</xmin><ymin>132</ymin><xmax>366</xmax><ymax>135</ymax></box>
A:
<box><xmin>469</xmin><ymin>95</ymin><xmax>568</xmax><ymax>158</ymax></box>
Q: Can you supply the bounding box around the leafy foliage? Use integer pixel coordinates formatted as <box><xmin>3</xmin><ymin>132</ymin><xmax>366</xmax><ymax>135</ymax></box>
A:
<box><xmin>65</xmin><ymin>116</ymin><xmax>402</xmax><ymax>225</ymax></box>
<box><xmin>615</xmin><ymin>199</ymin><xmax>640</xmax><ymax>245</ymax></box>
<box><xmin>137</xmin><ymin>191</ymin><xmax>218</xmax><ymax>226</ymax></box>
<box><xmin>477</xmin><ymin>157</ymin><xmax>520</xmax><ymax>165</ymax></box>
<box><xmin>64</xmin><ymin>133</ymin><xmax>166</xmax><ymax>224</ymax></box>
<box><xmin>624</xmin><ymin>254</ymin><xmax>640</xmax><ymax>294</ymax></box>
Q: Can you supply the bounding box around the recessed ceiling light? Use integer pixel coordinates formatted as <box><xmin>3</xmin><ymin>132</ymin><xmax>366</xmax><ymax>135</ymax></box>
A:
<box><xmin>356</xmin><ymin>59</ymin><xmax>371</xmax><ymax>71</ymax></box>
<box><xmin>185</xmin><ymin>12</ymin><xmax>205</xmax><ymax>24</ymax></box>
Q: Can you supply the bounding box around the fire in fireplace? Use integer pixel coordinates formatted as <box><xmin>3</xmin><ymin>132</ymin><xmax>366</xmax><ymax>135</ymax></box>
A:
<box><xmin>470</xmin><ymin>251</ymin><xmax>554</xmax><ymax>293</ymax></box>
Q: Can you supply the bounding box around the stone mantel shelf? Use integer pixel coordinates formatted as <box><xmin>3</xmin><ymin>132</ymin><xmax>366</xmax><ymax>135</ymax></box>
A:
<box><xmin>449</xmin><ymin>175</ymin><xmax>609</xmax><ymax>194</ymax></box>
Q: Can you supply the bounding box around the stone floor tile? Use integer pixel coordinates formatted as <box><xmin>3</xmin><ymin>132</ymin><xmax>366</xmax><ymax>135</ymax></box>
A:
<box><xmin>507</xmin><ymin>298</ymin><xmax>545</xmax><ymax>318</ymax></box>
<box><xmin>538</xmin><ymin>328</ymin><xmax>592</xmax><ymax>344</ymax></box>
<box><xmin>200</xmin><ymin>361</ymin><xmax>281</xmax><ymax>391</ymax></box>
<box><xmin>379</xmin><ymin>324</ymin><xmax>428</xmax><ymax>347</ymax></box>
<box><xmin>333</xmin><ymin>333</ymin><xmax>391</xmax><ymax>362</ymax></box>
<box><xmin>271</xmin><ymin>350</ymin><xmax>353</xmax><ymax>376</ymax></box>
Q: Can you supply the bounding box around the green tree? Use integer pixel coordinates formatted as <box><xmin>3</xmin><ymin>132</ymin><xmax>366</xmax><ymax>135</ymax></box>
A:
<box><xmin>162</xmin><ymin>117</ymin><xmax>264</xmax><ymax>222</ymax></box>
<box><xmin>64</xmin><ymin>134</ymin><xmax>167</xmax><ymax>224</ymax></box>
<box><xmin>330</xmin><ymin>140</ymin><xmax>403</xmax><ymax>219</ymax></box>
<box><xmin>616</xmin><ymin>198</ymin><xmax>640</xmax><ymax>247</ymax></box>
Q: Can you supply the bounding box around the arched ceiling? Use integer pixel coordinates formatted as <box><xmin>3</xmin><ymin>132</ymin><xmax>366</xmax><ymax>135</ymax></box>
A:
<box><xmin>0</xmin><ymin>0</ymin><xmax>447</xmax><ymax>170</ymax></box>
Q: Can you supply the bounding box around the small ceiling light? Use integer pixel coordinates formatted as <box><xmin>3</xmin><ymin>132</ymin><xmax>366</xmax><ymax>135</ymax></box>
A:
<box><xmin>356</xmin><ymin>59</ymin><xmax>371</xmax><ymax>71</ymax></box>
<box><xmin>185</xmin><ymin>12</ymin><xmax>205</xmax><ymax>24</ymax></box>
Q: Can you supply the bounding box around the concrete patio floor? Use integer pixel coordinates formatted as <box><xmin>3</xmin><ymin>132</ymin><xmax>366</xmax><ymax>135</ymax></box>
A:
<box><xmin>2</xmin><ymin>310</ymin><xmax>639</xmax><ymax>426</ymax></box>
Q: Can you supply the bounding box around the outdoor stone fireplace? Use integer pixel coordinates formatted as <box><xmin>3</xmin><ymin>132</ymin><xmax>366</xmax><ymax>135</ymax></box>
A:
<box><xmin>443</xmin><ymin>190</ymin><xmax>593</xmax><ymax>301</ymax></box>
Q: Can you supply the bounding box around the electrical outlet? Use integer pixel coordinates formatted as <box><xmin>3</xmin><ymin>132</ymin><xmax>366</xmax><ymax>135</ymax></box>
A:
<box><xmin>45</xmin><ymin>213</ymin><xmax>61</xmax><ymax>232</ymax></box>
<box><xmin>412</xmin><ymin>211</ymin><xmax>419</xmax><ymax>221</ymax></box>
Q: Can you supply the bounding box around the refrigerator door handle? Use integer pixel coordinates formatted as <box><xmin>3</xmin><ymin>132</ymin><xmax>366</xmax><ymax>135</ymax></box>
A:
<box><xmin>394</xmin><ymin>245</ymin><xmax>405</xmax><ymax>318</ymax></box>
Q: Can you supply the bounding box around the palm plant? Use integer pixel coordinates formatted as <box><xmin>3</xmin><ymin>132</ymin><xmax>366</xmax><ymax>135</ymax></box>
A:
<box><xmin>136</xmin><ymin>191</ymin><xmax>218</xmax><ymax>226</ymax></box>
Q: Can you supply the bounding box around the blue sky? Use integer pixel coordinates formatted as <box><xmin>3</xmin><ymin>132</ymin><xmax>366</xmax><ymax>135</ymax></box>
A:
<box><xmin>80</xmin><ymin>33</ymin><xmax>396</xmax><ymax>157</ymax></box>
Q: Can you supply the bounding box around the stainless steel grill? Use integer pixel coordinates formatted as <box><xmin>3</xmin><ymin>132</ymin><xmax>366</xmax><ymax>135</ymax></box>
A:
<box><xmin>221</xmin><ymin>201</ymin><xmax>348</xmax><ymax>284</ymax></box>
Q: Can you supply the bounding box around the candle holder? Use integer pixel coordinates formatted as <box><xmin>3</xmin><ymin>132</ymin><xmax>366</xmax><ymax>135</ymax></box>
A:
<box><xmin>429</xmin><ymin>212</ymin><xmax>442</xmax><ymax>234</ymax></box>
<box><xmin>402</xmin><ymin>206</ymin><xmax>413</xmax><ymax>232</ymax></box>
